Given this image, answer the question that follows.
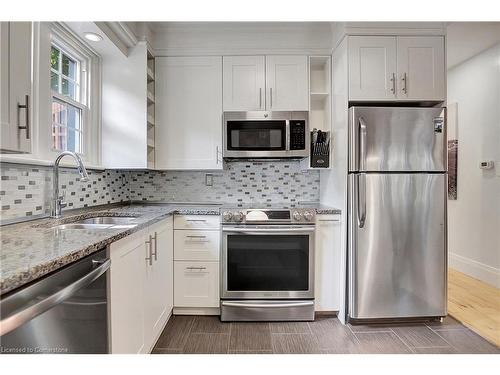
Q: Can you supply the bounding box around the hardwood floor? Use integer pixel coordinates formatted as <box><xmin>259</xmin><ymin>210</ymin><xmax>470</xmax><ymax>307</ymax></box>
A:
<box><xmin>152</xmin><ymin>315</ymin><xmax>499</xmax><ymax>354</ymax></box>
<box><xmin>448</xmin><ymin>268</ymin><xmax>500</xmax><ymax>347</ymax></box>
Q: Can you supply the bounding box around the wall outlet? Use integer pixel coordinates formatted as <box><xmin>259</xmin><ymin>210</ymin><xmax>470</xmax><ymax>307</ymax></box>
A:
<box><xmin>205</xmin><ymin>173</ymin><xmax>213</xmax><ymax>186</ymax></box>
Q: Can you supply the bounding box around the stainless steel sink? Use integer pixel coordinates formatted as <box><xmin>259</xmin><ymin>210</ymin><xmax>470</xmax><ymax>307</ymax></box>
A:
<box><xmin>75</xmin><ymin>216</ymin><xmax>138</xmax><ymax>225</ymax></box>
<box><xmin>52</xmin><ymin>216</ymin><xmax>138</xmax><ymax>230</ymax></box>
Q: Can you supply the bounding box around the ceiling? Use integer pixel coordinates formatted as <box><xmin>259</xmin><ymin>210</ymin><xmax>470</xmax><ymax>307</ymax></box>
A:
<box><xmin>446</xmin><ymin>22</ymin><xmax>500</xmax><ymax>69</ymax></box>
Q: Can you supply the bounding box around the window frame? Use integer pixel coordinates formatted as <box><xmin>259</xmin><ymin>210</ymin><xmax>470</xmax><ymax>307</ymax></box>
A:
<box><xmin>47</xmin><ymin>23</ymin><xmax>101</xmax><ymax>165</ymax></box>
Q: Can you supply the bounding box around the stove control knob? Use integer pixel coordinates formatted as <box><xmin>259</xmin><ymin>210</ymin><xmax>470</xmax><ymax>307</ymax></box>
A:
<box><xmin>292</xmin><ymin>211</ymin><xmax>303</xmax><ymax>221</ymax></box>
<box><xmin>223</xmin><ymin>211</ymin><xmax>233</xmax><ymax>222</ymax></box>
<box><xmin>233</xmin><ymin>211</ymin><xmax>244</xmax><ymax>222</ymax></box>
<box><xmin>303</xmin><ymin>211</ymin><xmax>314</xmax><ymax>221</ymax></box>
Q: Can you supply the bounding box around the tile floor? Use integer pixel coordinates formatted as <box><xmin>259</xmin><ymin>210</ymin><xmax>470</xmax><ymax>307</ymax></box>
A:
<box><xmin>152</xmin><ymin>315</ymin><xmax>500</xmax><ymax>354</ymax></box>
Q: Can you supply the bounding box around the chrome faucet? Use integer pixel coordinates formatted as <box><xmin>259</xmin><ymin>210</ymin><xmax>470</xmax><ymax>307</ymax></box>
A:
<box><xmin>51</xmin><ymin>151</ymin><xmax>89</xmax><ymax>218</ymax></box>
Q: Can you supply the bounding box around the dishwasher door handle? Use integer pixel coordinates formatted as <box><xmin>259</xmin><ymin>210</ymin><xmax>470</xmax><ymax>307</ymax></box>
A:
<box><xmin>0</xmin><ymin>259</ymin><xmax>110</xmax><ymax>336</ymax></box>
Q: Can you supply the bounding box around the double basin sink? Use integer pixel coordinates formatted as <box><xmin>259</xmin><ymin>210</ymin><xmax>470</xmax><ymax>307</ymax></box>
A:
<box><xmin>54</xmin><ymin>216</ymin><xmax>139</xmax><ymax>230</ymax></box>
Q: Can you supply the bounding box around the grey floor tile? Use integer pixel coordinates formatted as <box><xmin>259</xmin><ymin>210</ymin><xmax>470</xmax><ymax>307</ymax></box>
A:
<box><xmin>309</xmin><ymin>317</ymin><xmax>361</xmax><ymax>353</ymax></box>
<box><xmin>392</xmin><ymin>325</ymin><xmax>450</xmax><ymax>348</ymax></box>
<box><xmin>152</xmin><ymin>348</ymin><xmax>182</xmax><ymax>354</ymax></box>
<box><xmin>271</xmin><ymin>333</ymin><xmax>321</xmax><ymax>354</ymax></box>
<box><xmin>229</xmin><ymin>322</ymin><xmax>272</xmax><ymax>351</ymax></box>
<box><xmin>270</xmin><ymin>321</ymin><xmax>311</xmax><ymax>334</ymax></box>
<box><xmin>412</xmin><ymin>346</ymin><xmax>458</xmax><ymax>354</ymax></box>
<box><xmin>183</xmin><ymin>333</ymin><xmax>230</xmax><ymax>354</ymax></box>
<box><xmin>435</xmin><ymin>329</ymin><xmax>500</xmax><ymax>354</ymax></box>
<box><xmin>154</xmin><ymin>315</ymin><xmax>195</xmax><ymax>349</ymax></box>
<box><xmin>348</xmin><ymin>322</ymin><xmax>402</xmax><ymax>333</ymax></box>
<box><xmin>426</xmin><ymin>316</ymin><xmax>464</xmax><ymax>330</ymax></box>
<box><xmin>190</xmin><ymin>315</ymin><xmax>231</xmax><ymax>334</ymax></box>
<box><xmin>229</xmin><ymin>350</ymin><xmax>273</xmax><ymax>354</ymax></box>
<box><xmin>355</xmin><ymin>332</ymin><xmax>412</xmax><ymax>354</ymax></box>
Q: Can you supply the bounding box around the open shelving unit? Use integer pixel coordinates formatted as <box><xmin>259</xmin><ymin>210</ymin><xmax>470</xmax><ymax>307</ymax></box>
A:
<box><xmin>302</xmin><ymin>56</ymin><xmax>332</xmax><ymax>170</ymax></box>
<box><xmin>147</xmin><ymin>49</ymin><xmax>155</xmax><ymax>169</ymax></box>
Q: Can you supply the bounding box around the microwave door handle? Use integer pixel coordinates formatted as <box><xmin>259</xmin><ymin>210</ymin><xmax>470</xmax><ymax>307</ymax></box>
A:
<box><xmin>285</xmin><ymin>120</ymin><xmax>290</xmax><ymax>151</ymax></box>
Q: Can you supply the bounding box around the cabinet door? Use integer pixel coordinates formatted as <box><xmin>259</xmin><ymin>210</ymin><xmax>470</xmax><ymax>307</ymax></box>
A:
<box><xmin>265</xmin><ymin>55</ymin><xmax>308</xmax><ymax>110</ymax></box>
<box><xmin>397</xmin><ymin>36</ymin><xmax>445</xmax><ymax>101</ymax></box>
<box><xmin>110</xmin><ymin>231</ymin><xmax>147</xmax><ymax>354</ymax></box>
<box><xmin>144</xmin><ymin>217</ymin><xmax>173</xmax><ymax>351</ymax></box>
<box><xmin>348</xmin><ymin>36</ymin><xmax>397</xmax><ymax>101</ymax></box>
<box><xmin>0</xmin><ymin>22</ymin><xmax>32</xmax><ymax>153</ymax></box>
<box><xmin>223</xmin><ymin>56</ymin><xmax>265</xmax><ymax>111</ymax></box>
<box><xmin>315</xmin><ymin>215</ymin><xmax>341</xmax><ymax>311</ymax></box>
<box><xmin>155</xmin><ymin>56</ymin><xmax>223</xmax><ymax>170</ymax></box>
<box><xmin>174</xmin><ymin>261</ymin><xmax>219</xmax><ymax>307</ymax></box>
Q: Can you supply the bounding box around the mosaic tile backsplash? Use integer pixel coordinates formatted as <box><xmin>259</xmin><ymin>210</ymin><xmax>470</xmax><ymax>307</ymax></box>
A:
<box><xmin>129</xmin><ymin>161</ymin><xmax>320</xmax><ymax>206</ymax></box>
<box><xmin>0</xmin><ymin>161</ymin><xmax>320</xmax><ymax>222</ymax></box>
<box><xmin>0</xmin><ymin>163</ymin><xmax>129</xmax><ymax>222</ymax></box>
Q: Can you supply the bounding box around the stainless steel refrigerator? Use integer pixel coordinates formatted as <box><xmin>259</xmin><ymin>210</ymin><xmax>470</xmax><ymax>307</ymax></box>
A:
<box><xmin>348</xmin><ymin>106</ymin><xmax>447</xmax><ymax>321</ymax></box>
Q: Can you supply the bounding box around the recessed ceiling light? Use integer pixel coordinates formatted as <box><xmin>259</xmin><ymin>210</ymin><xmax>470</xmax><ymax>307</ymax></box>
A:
<box><xmin>83</xmin><ymin>32</ymin><xmax>103</xmax><ymax>42</ymax></box>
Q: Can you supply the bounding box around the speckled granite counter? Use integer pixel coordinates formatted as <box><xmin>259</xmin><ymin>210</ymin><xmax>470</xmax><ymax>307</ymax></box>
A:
<box><xmin>0</xmin><ymin>202</ymin><xmax>221</xmax><ymax>296</ymax></box>
<box><xmin>0</xmin><ymin>201</ymin><xmax>340</xmax><ymax>296</ymax></box>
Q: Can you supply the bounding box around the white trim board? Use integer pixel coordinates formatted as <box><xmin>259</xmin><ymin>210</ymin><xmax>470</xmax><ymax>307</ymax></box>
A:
<box><xmin>449</xmin><ymin>252</ymin><xmax>500</xmax><ymax>288</ymax></box>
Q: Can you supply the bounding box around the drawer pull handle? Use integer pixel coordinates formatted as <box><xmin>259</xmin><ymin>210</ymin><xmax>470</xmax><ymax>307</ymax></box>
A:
<box><xmin>186</xmin><ymin>266</ymin><xmax>207</xmax><ymax>270</ymax></box>
<box><xmin>186</xmin><ymin>219</ymin><xmax>207</xmax><ymax>222</ymax></box>
<box><xmin>186</xmin><ymin>235</ymin><xmax>207</xmax><ymax>238</ymax></box>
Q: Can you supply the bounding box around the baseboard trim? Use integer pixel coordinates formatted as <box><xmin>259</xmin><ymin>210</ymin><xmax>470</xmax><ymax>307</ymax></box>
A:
<box><xmin>449</xmin><ymin>252</ymin><xmax>500</xmax><ymax>288</ymax></box>
<box><xmin>173</xmin><ymin>307</ymin><xmax>220</xmax><ymax>316</ymax></box>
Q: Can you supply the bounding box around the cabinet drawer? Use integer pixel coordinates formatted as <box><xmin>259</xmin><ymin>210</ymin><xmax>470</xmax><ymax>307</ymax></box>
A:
<box><xmin>174</xmin><ymin>215</ymin><xmax>220</xmax><ymax>230</ymax></box>
<box><xmin>174</xmin><ymin>261</ymin><xmax>219</xmax><ymax>308</ymax></box>
<box><xmin>174</xmin><ymin>230</ymin><xmax>220</xmax><ymax>261</ymax></box>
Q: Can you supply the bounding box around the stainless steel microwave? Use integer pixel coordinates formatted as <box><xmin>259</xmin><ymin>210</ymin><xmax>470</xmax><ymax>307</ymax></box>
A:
<box><xmin>223</xmin><ymin>111</ymin><xmax>309</xmax><ymax>158</ymax></box>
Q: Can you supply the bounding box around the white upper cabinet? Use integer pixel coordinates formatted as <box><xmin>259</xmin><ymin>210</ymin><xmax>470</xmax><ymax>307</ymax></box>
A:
<box><xmin>348</xmin><ymin>36</ymin><xmax>397</xmax><ymax>101</ymax></box>
<box><xmin>223</xmin><ymin>56</ymin><xmax>265</xmax><ymax>111</ymax></box>
<box><xmin>1</xmin><ymin>22</ymin><xmax>32</xmax><ymax>153</ymax></box>
<box><xmin>348</xmin><ymin>35</ymin><xmax>445</xmax><ymax>102</ymax></box>
<box><xmin>266</xmin><ymin>55</ymin><xmax>309</xmax><ymax>111</ymax></box>
<box><xmin>155</xmin><ymin>56</ymin><xmax>223</xmax><ymax>170</ymax></box>
<box><xmin>397</xmin><ymin>36</ymin><xmax>445</xmax><ymax>101</ymax></box>
<box><xmin>223</xmin><ymin>55</ymin><xmax>309</xmax><ymax>111</ymax></box>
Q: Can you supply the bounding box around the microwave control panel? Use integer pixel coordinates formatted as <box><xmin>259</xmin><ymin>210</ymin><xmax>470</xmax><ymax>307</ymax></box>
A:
<box><xmin>290</xmin><ymin>121</ymin><xmax>306</xmax><ymax>150</ymax></box>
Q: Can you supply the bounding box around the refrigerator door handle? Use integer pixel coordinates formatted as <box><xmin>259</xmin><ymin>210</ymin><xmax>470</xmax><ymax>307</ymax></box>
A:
<box><xmin>359</xmin><ymin>116</ymin><xmax>367</xmax><ymax>171</ymax></box>
<box><xmin>358</xmin><ymin>173</ymin><xmax>366</xmax><ymax>228</ymax></box>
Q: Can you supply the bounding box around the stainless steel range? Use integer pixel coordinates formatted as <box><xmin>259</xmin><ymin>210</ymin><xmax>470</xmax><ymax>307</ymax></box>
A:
<box><xmin>220</xmin><ymin>208</ymin><xmax>316</xmax><ymax>321</ymax></box>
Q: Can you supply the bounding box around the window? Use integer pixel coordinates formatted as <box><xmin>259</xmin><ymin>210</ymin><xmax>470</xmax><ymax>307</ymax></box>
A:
<box><xmin>50</xmin><ymin>43</ymin><xmax>86</xmax><ymax>154</ymax></box>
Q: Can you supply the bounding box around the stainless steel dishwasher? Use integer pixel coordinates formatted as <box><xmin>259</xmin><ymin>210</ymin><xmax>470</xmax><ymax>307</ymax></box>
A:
<box><xmin>0</xmin><ymin>249</ymin><xmax>110</xmax><ymax>354</ymax></box>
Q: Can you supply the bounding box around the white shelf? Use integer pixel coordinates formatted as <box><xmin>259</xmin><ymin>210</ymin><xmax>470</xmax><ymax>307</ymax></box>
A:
<box><xmin>147</xmin><ymin>67</ymin><xmax>155</xmax><ymax>82</ymax></box>
<box><xmin>310</xmin><ymin>92</ymin><xmax>329</xmax><ymax>100</ymax></box>
<box><xmin>147</xmin><ymin>91</ymin><xmax>155</xmax><ymax>105</ymax></box>
<box><xmin>147</xmin><ymin>115</ymin><xmax>155</xmax><ymax>127</ymax></box>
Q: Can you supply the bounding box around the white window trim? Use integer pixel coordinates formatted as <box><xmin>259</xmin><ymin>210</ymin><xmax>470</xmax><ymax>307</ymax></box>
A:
<box><xmin>1</xmin><ymin>22</ymin><xmax>102</xmax><ymax>168</ymax></box>
<box><xmin>48</xmin><ymin>23</ymin><xmax>101</xmax><ymax>165</ymax></box>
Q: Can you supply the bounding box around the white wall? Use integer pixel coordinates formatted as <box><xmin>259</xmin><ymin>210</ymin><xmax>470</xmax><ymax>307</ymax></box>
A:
<box><xmin>447</xmin><ymin>42</ymin><xmax>500</xmax><ymax>287</ymax></box>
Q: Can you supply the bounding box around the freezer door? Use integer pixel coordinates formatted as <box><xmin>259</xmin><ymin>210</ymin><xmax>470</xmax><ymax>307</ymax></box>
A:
<box><xmin>348</xmin><ymin>107</ymin><xmax>446</xmax><ymax>172</ymax></box>
<box><xmin>348</xmin><ymin>173</ymin><xmax>447</xmax><ymax>319</ymax></box>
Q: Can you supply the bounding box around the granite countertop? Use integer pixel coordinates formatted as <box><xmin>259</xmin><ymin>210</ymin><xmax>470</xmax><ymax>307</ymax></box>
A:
<box><xmin>0</xmin><ymin>202</ymin><xmax>221</xmax><ymax>296</ymax></box>
<box><xmin>0</xmin><ymin>201</ymin><xmax>341</xmax><ymax>296</ymax></box>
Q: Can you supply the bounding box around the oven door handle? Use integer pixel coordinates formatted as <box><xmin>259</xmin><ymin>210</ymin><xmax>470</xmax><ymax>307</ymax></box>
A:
<box><xmin>221</xmin><ymin>301</ymin><xmax>314</xmax><ymax>309</ymax></box>
<box><xmin>223</xmin><ymin>227</ymin><xmax>315</xmax><ymax>234</ymax></box>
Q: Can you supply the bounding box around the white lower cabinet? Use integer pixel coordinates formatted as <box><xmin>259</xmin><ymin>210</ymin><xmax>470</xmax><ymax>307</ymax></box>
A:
<box><xmin>110</xmin><ymin>216</ymin><xmax>174</xmax><ymax>354</ymax></box>
<box><xmin>173</xmin><ymin>261</ymin><xmax>219</xmax><ymax>308</ymax></box>
<box><xmin>173</xmin><ymin>214</ymin><xmax>220</xmax><ymax>312</ymax></box>
<box><xmin>143</xmin><ymin>218</ymin><xmax>174</xmax><ymax>349</ymax></box>
<box><xmin>315</xmin><ymin>214</ymin><xmax>342</xmax><ymax>312</ymax></box>
<box><xmin>109</xmin><ymin>230</ymin><xmax>147</xmax><ymax>354</ymax></box>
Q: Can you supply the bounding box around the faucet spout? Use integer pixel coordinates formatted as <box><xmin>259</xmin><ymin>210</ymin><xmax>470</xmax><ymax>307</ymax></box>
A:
<box><xmin>51</xmin><ymin>151</ymin><xmax>89</xmax><ymax>218</ymax></box>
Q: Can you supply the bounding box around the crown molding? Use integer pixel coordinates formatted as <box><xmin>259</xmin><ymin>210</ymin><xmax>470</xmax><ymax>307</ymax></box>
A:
<box><xmin>95</xmin><ymin>22</ymin><xmax>138</xmax><ymax>56</ymax></box>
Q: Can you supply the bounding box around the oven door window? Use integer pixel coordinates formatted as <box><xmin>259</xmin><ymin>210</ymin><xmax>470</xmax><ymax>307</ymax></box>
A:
<box><xmin>226</xmin><ymin>121</ymin><xmax>286</xmax><ymax>151</ymax></box>
<box><xmin>227</xmin><ymin>234</ymin><xmax>309</xmax><ymax>291</ymax></box>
